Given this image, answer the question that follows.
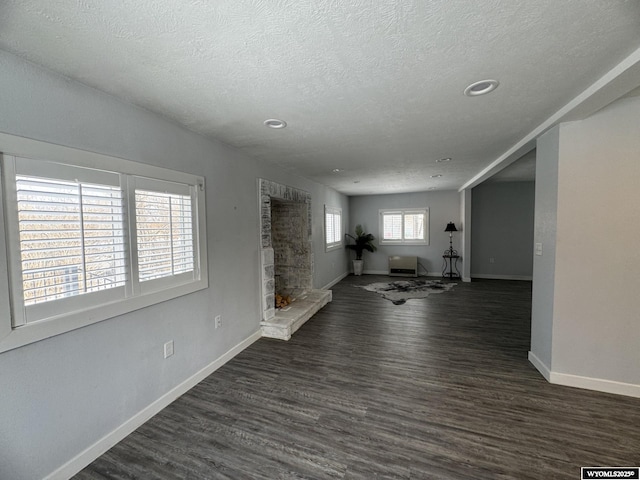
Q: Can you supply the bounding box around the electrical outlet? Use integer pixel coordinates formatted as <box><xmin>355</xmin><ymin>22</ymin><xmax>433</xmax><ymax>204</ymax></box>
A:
<box><xmin>164</xmin><ymin>340</ymin><xmax>174</xmax><ymax>359</ymax></box>
<box><xmin>215</xmin><ymin>315</ymin><xmax>222</xmax><ymax>329</ymax></box>
<box><xmin>489</xmin><ymin>257</ymin><xmax>495</xmax><ymax>264</ymax></box>
<box><xmin>535</xmin><ymin>243</ymin><xmax>543</xmax><ymax>256</ymax></box>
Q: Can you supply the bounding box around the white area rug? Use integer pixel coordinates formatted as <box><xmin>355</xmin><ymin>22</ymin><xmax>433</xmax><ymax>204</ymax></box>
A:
<box><xmin>357</xmin><ymin>279</ymin><xmax>456</xmax><ymax>305</ymax></box>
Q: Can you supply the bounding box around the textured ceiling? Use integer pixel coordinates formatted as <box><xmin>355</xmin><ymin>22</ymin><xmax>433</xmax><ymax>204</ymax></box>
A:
<box><xmin>1</xmin><ymin>0</ymin><xmax>640</xmax><ymax>194</ymax></box>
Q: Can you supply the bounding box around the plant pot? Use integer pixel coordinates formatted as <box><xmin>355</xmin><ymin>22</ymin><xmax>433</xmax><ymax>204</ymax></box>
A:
<box><xmin>353</xmin><ymin>259</ymin><xmax>364</xmax><ymax>276</ymax></box>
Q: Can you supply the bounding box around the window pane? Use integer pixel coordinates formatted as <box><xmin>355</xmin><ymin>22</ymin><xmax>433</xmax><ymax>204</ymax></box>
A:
<box><xmin>135</xmin><ymin>189</ymin><xmax>194</xmax><ymax>282</ymax></box>
<box><xmin>16</xmin><ymin>175</ymin><xmax>126</xmax><ymax>306</ymax></box>
<box><xmin>326</xmin><ymin>212</ymin><xmax>335</xmax><ymax>244</ymax></box>
<box><xmin>325</xmin><ymin>209</ymin><xmax>342</xmax><ymax>245</ymax></box>
<box><xmin>383</xmin><ymin>214</ymin><xmax>402</xmax><ymax>240</ymax></box>
<box><xmin>404</xmin><ymin>214</ymin><xmax>424</xmax><ymax>240</ymax></box>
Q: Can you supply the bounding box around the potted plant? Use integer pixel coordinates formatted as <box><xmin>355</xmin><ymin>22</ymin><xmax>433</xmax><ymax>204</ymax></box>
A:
<box><xmin>345</xmin><ymin>224</ymin><xmax>377</xmax><ymax>275</ymax></box>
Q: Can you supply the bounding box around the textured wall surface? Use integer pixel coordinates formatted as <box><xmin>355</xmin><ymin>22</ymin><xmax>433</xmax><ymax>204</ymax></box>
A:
<box><xmin>272</xmin><ymin>200</ymin><xmax>312</xmax><ymax>294</ymax></box>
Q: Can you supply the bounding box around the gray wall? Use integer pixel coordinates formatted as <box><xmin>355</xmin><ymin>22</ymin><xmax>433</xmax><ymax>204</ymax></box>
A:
<box><xmin>459</xmin><ymin>189</ymin><xmax>472</xmax><ymax>282</ymax></box>
<box><xmin>531</xmin><ymin>95</ymin><xmax>640</xmax><ymax>393</ymax></box>
<box><xmin>348</xmin><ymin>190</ymin><xmax>461</xmax><ymax>276</ymax></box>
<box><xmin>530</xmin><ymin>127</ymin><xmax>559</xmax><ymax>373</ymax></box>
<box><xmin>551</xmin><ymin>96</ymin><xmax>640</xmax><ymax>386</ymax></box>
<box><xmin>0</xmin><ymin>49</ymin><xmax>349</xmax><ymax>480</ymax></box>
<box><xmin>470</xmin><ymin>181</ymin><xmax>535</xmax><ymax>279</ymax></box>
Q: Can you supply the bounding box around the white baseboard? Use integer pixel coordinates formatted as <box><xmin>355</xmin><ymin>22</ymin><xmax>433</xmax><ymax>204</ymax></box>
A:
<box><xmin>462</xmin><ymin>276</ymin><xmax>472</xmax><ymax>283</ymax></box>
<box><xmin>46</xmin><ymin>330</ymin><xmax>263</xmax><ymax>480</ymax></box>
<box><xmin>528</xmin><ymin>350</ymin><xmax>551</xmax><ymax>381</ymax></box>
<box><xmin>529</xmin><ymin>351</ymin><xmax>640</xmax><ymax>398</ymax></box>
<box><xmin>550</xmin><ymin>371</ymin><xmax>640</xmax><ymax>399</ymax></box>
<box><xmin>321</xmin><ymin>272</ymin><xmax>348</xmax><ymax>290</ymax></box>
<box><xmin>471</xmin><ymin>274</ymin><xmax>533</xmax><ymax>281</ymax></box>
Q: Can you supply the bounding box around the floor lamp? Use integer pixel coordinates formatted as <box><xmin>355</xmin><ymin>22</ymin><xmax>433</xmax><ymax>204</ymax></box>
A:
<box><xmin>443</xmin><ymin>222</ymin><xmax>460</xmax><ymax>278</ymax></box>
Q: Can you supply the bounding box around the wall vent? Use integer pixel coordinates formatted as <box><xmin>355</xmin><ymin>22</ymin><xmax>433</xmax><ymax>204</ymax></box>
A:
<box><xmin>388</xmin><ymin>256</ymin><xmax>418</xmax><ymax>277</ymax></box>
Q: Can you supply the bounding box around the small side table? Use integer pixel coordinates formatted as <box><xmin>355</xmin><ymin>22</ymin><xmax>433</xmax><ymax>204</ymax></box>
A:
<box><xmin>442</xmin><ymin>253</ymin><xmax>460</xmax><ymax>279</ymax></box>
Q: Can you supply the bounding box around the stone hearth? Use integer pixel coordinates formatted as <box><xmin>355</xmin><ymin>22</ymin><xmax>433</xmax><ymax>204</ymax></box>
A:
<box><xmin>261</xmin><ymin>289</ymin><xmax>332</xmax><ymax>340</ymax></box>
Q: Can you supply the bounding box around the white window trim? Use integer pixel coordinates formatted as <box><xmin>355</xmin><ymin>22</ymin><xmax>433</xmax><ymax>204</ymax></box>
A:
<box><xmin>379</xmin><ymin>208</ymin><xmax>430</xmax><ymax>245</ymax></box>
<box><xmin>0</xmin><ymin>132</ymin><xmax>208</xmax><ymax>353</ymax></box>
<box><xmin>0</xmin><ymin>177</ymin><xmax>12</xmax><ymax>344</ymax></box>
<box><xmin>324</xmin><ymin>205</ymin><xmax>343</xmax><ymax>252</ymax></box>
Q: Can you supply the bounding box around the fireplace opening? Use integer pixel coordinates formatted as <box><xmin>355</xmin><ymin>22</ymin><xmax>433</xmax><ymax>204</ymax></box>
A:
<box><xmin>275</xmin><ymin>292</ymin><xmax>292</xmax><ymax>309</ymax></box>
<box><xmin>270</xmin><ymin>198</ymin><xmax>312</xmax><ymax>301</ymax></box>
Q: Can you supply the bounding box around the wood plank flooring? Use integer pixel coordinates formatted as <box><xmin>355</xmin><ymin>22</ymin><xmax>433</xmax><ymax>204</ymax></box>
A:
<box><xmin>74</xmin><ymin>276</ymin><xmax>640</xmax><ymax>479</ymax></box>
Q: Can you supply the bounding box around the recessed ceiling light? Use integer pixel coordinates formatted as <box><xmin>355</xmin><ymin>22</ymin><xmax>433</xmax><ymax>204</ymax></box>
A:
<box><xmin>464</xmin><ymin>79</ymin><xmax>499</xmax><ymax>97</ymax></box>
<box><xmin>332</xmin><ymin>168</ymin><xmax>343</xmax><ymax>173</ymax></box>
<box><xmin>430</xmin><ymin>174</ymin><xmax>442</xmax><ymax>178</ymax></box>
<box><xmin>436</xmin><ymin>157</ymin><xmax>451</xmax><ymax>163</ymax></box>
<box><xmin>263</xmin><ymin>118</ymin><xmax>287</xmax><ymax>129</ymax></box>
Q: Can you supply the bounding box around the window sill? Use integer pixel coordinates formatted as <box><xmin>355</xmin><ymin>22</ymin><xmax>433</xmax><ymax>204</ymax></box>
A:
<box><xmin>325</xmin><ymin>243</ymin><xmax>344</xmax><ymax>252</ymax></box>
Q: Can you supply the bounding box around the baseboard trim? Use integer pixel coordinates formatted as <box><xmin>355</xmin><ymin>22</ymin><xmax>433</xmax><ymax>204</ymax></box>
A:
<box><xmin>550</xmin><ymin>371</ymin><xmax>640</xmax><ymax>399</ymax></box>
<box><xmin>471</xmin><ymin>274</ymin><xmax>533</xmax><ymax>281</ymax></box>
<box><xmin>361</xmin><ymin>269</ymin><xmax>388</xmax><ymax>275</ymax></box>
<box><xmin>321</xmin><ymin>272</ymin><xmax>348</xmax><ymax>290</ymax></box>
<box><xmin>528</xmin><ymin>351</ymin><xmax>640</xmax><ymax>398</ymax></box>
<box><xmin>46</xmin><ymin>330</ymin><xmax>263</xmax><ymax>480</ymax></box>
<box><xmin>528</xmin><ymin>351</ymin><xmax>551</xmax><ymax>381</ymax></box>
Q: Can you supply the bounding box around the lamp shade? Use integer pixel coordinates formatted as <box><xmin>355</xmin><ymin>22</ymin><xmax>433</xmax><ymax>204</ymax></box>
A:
<box><xmin>444</xmin><ymin>222</ymin><xmax>458</xmax><ymax>232</ymax></box>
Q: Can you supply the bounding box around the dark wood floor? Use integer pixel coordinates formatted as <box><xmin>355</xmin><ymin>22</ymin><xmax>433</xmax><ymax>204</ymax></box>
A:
<box><xmin>75</xmin><ymin>276</ymin><xmax>640</xmax><ymax>480</ymax></box>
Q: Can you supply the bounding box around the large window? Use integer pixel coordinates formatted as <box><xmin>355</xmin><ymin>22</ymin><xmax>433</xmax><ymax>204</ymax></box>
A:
<box><xmin>1</xmin><ymin>146</ymin><xmax>207</xmax><ymax>352</ymax></box>
<box><xmin>325</xmin><ymin>205</ymin><xmax>342</xmax><ymax>251</ymax></box>
<box><xmin>379</xmin><ymin>208</ymin><xmax>429</xmax><ymax>245</ymax></box>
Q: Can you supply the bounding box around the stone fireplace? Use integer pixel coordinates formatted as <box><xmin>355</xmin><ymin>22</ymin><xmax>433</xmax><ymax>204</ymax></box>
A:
<box><xmin>270</xmin><ymin>198</ymin><xmax>313</xmax><ymax>296</ymax></box>
<box><xmin>259</xmin><ymin>179</ymin><xmax>331</xmax><ymax>340</ymax></box>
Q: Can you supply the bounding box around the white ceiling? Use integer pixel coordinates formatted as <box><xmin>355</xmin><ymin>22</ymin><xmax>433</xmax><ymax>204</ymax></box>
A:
<box><xmin>1</xmin><ymin>0</ymin><xmax>640</xmax><ymax>195</ymax></box>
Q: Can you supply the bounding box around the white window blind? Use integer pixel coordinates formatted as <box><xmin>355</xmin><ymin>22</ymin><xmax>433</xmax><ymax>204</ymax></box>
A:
<box><xmin>380</xmin><ymin>209</ymin><xmax>429</xmax><ymax>244</ymax></box>
<box><xmin>404</xmin><ymin>213</ymin><xmax>424</xmax><ymax>240</ymax></box>
<box><xmin>382</xmin><ymin>213</ymin><xmax>403</xmax><ymax>240</ymax></box>
<box><xmin>135</xmin><ymin>189</ymin><xmax>194</xmax><ymax>282</ymax></box>
<box><xmin>16</xmin><ymin>175</ymin><xmax>126</xmax><ymax>306</ymax></box>
<box><xmin>325</xmin><ymin>206</ymin><xmax>342</xmax><ymax>249</ymax></box>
